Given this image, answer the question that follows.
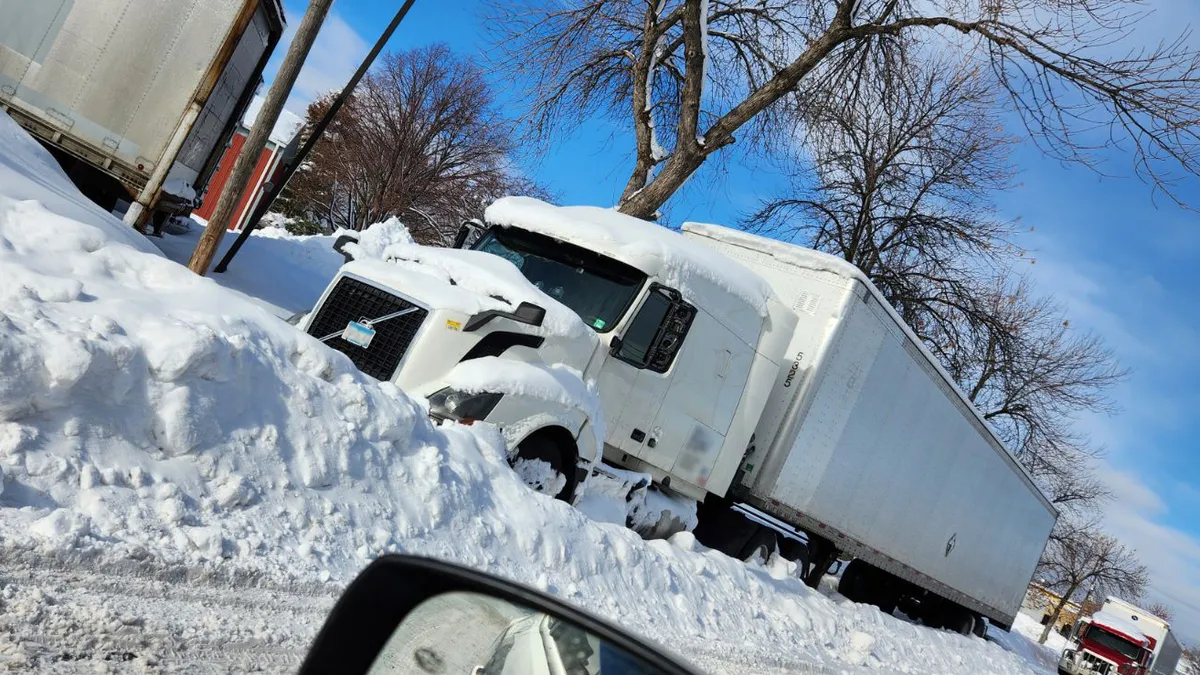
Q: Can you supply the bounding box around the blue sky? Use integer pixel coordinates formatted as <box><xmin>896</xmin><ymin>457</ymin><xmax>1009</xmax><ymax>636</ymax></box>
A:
<box><xmin>266</xmin><ymin>0</ymin><xmax>1200</xmax><ymax>643</ymax></box>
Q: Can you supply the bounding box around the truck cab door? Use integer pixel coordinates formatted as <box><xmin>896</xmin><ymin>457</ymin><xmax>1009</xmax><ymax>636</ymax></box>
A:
<box><xmin>597</xmin><ymin>285</ymin><xmax>691</xmax><ymax>457</ymax></box>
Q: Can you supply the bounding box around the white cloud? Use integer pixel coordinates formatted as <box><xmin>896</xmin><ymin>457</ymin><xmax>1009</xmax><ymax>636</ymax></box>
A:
<box><xmin>1094</xmin><ymin>463</ymin><xmax>1200</xmax><ymax>646</ymax></box>
<box><xmin>264</xmin><ymin>6</ymin><xmax>370</xmax><ymax>117</ymax></box>
<box><xmin>1014</xmin><ymin>229</ymin><xmax>1200</xmax><ymax>645</ymax></box>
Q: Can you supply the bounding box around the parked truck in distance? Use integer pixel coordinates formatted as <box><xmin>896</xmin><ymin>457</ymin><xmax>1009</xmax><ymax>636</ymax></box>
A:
<box><xmin>298</xmin><ymin>197</ymin><xmax>1057</xmax><ymax>636</ymax></box>
<box><xmin>1060</xmin><ymin>597</ymin><xmax>1182</xmax><ymax>675</ymax></box>
<box><xmin>0</xmin><ymin>0</ymin><xmax>285</xmax><ymax>230</ymax></box>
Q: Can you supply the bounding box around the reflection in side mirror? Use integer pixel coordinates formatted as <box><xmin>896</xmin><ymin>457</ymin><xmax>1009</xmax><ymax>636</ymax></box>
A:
<box><xmin>372</xmin><ymin>592</ymin><xmax>667</xmax><ymax>675</ymax></box>
<box><xmin>298</xmin><ymin>555</ymin><xmax>696</xmax><ymax>675</ymax></box>
<box><xmin>333</xmin><ymin>234</ymin><xmax>359</xmax><ymax>263</ymax></box>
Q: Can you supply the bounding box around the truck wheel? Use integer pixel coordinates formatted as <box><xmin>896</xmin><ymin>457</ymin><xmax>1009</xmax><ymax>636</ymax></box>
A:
<box><xmin>972</xmin><ymin>615</ymin><xmax>988</xmax><ymax>639</ymax></box>
<box><xmin>943</xmin><ymin>605</ymin><xmax>975</xmax><ymax>636</ymax></box>
<box><xmin>838</xmin><ymin>559</ymin><xmax>869</xmax><ymax>602</ymax></box>
<box><xmin>511</xmin><ymin>434</ymin><xmax>575</xmax><ymax>502</ymax></box>
<box><xmin>693</xmin><ymin>496</ymin><xmax>758</xmax><ymax>558</ymax></box>
<box><xmin>777</xmin><ymin>539</ymin><xmax>810</xmax><ymax>578</ymax></box>
<box><xmin>739</xmin><ymin>528</ymin><xmax>777</xmax><ymax>563</ymax></box>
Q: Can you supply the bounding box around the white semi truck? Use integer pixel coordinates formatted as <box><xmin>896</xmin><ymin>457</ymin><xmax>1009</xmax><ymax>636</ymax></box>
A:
<box><xmin>1060</xmin><ymin>597</ymin><xmax>1182</xmax><ymax>675</ymax></box>
<box><xmin>0</xmin><ymin>0</ymin><xmax>285</xmax><ymax>229</ymax></box>
<box><xmin>299</xmin><ymin>197</ymin><xmax>1057</xmax><ymax>635</ymax></box>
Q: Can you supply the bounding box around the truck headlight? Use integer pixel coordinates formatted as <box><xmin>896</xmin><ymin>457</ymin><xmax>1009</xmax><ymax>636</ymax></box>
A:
<box><xmin>428</xmin><ymin>388</ymin><xmax>502</xmax><ymax>424</ymax></box>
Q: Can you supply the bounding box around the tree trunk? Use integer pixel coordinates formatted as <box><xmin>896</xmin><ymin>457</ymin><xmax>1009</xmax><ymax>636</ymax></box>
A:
<box><xmin>1039</xmin><ymin>583</ymin><xmax>1079</xmax><ymax>644</ymax></box>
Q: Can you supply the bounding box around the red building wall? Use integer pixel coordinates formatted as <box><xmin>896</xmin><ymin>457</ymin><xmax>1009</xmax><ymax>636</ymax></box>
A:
<box><xmin>195</xmin><ymin>132</ymin><xmax>279</xmax><ymax>230</ymax></box>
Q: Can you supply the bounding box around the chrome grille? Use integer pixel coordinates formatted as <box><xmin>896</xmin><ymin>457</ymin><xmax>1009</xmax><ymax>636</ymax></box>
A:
<box><xmin>306</xmin><ymin>277</ymin><xmax>426</xmax><ymax>381</ymax></box>
<box><xmin>1080</xmin><ymin>652</ymin><xmax>1112</xmax><ymax>674</ymax></box>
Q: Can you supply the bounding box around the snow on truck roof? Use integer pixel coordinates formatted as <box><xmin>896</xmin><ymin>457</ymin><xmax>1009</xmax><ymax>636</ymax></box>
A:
<box><xmin>1091</xmin><ymin>611</ymin><xmax>1151</xmax><ymax>646</ymax></box>
<box><xmin>483</xmin><ymin>197</ymin><xmax>774</xmax><ymax>317</ymax></box>
<box><xmin>681</xmin><ymin>222</ymin><xmax>1060</xmax><ymax>517</ymax></box>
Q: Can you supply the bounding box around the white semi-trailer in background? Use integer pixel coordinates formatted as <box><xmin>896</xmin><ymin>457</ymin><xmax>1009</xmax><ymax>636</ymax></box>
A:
<box><xmin>0</xmin><ymin>0</ymin><xmax>285</xmax><ymax>229</ymax></box>
<box><xmin>1060</xmin><ymin>597</ymin><xmax>1182</xmax><ymax>675</ymax></box>
<box><xmin>299</xmin><ymin>197</ymin><xmax>1057</xmax><ymax>636</ymax></box>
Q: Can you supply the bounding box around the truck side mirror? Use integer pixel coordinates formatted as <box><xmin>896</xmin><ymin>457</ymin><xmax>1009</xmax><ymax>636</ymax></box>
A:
<box><xmin>332</xmin><ymin>234</ymin><xmax>358</xmax><ymax>263</ymax></box>
<box><xmin>513</xmin><ymin>301</ymin><xmax>546</xmax><ymax>327</ymax></box>
<box><xmin>453</xmin><ymin>219</ymin><xmax>483</xmax><ymax>249</ymax></box>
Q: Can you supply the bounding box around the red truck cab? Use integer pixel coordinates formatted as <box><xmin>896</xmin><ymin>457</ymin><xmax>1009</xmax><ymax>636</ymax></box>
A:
<box><xmin>1059</xmin><ymin>617</ymin><xmax>1153</xmax><ymax>675</ymax></box>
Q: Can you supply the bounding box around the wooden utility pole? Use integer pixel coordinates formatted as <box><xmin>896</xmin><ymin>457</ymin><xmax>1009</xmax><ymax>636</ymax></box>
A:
<box><xmin>188</xmin><ymin>0</ymin><xmax>335</xmax><ymax>274</ymax></box>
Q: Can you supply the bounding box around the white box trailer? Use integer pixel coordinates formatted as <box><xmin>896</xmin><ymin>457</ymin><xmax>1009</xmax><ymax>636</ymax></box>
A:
<box><xmin>681</xmin><ymin>224</ymin><xmax>1058</xmax><ymax>629</ymax></box>
<box><xmin>0</xmin><ymin>0</ymin><xmax>285</xmax><ymax>224</ymax></box>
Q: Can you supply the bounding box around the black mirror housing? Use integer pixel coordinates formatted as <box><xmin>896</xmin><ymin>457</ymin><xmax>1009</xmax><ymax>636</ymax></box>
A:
<box><xmin>298</xmin><ymin>555</ymin><xmax>697</xmax><ymax>675</ymax></box>
<box><xmin>513</xmin><ymin>301</ymin><xmax>546</xmax><ymax>326</ymax></box>
<box><xmin>453</xmin><ymin>219</ymin><xmax>484</xmax><ymax>249</ymax></box>
<box><xmin>332</xmin><ymin>234</ymin><xmax>359</xmax><ymax>263</ymax></box>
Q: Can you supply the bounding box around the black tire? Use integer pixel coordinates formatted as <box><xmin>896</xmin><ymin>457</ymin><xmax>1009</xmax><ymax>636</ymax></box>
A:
<box><xmin>838</xmin><ymin>559</ymin><xmax>869</xmax><ymax>602</ymax></box>
<box><xmin>972</xmin><ymin>615</ymin><xmax>989</xmax><ymax>639</ymax></box>
<box><xmin>511</xmin><ymin>434</ymin><xmax>575</xmax><ymax>502</ymax></box>
<box><xmin>739</xmin><ymin>527</ymin><xmax>777</xmax><ymax>563</ymax></box>
<box><xmin>693</xmin><ymin>497</ymin><xmax>758</xmax><ymax>558</ymax></box>
<box><xmin>777</xmin><ymin>539</ymin><xmax>810</xmax><ymax>578</ymax></box>
<box><xmin>942</xmin><ymin>605</ymin><xmax>975</xmax><ymax>636</ymax></box>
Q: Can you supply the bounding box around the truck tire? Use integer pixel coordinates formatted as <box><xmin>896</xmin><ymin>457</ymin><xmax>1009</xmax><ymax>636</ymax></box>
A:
<box><xmin>739</xmin><ymin>528</ymin><xmax>777</xmax><ymax>563</ymax></box>
<box><xmin>972</xmin><ymin>615</ymin><xmax>988</xmax><ymax>639</ymax></box>
<box><xmin>942</xmin><ymin>604</ymin><xmax>975</xmax><ymax>636</ymax></box>
<box><xmin>693</xmin><ymin>497</ymin><xmax>758</xmax><ymax>558</ymax></box>
<box><xmin>838</xmin><ymin>559</ymin><xmax>869</xmax><ymax>602</ymax></box>
<box><xmin>777</xmin><ymin>539</ymin><xmax>810</xmax><ymax>578</ymax></box>
<box><xmin>511</xmin><ymin>434</ymin><xmax>576</xmax><ymax>502</ymax></box>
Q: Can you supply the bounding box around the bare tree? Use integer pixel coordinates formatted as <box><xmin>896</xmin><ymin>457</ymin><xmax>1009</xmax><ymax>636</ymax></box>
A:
<box><xmin>960</xmin><ymin>278</ymin><xmax>1127</xmax><ymax>513</ymax></box>
<box><xmin>1036</xmin><ymin>522</ymin><xmax>1148</xmax><ymax>644</ymax></box>
<box><xmin>280</xmin><ymin>45</ymin><xmax>540</xmax><ymax>243</ymax></box>
<box><xmin>1183</xmin><ymin>645</ymin><xmax>1200</xmax><ymax>674</ymax></box>
<box><xmin>489</xmin><ymin>0</ymin><xmax>1200</xmax><ymax>219</ymax></box>
<box><xmin>747</xmin><ymin>57</ymin><xmax>1015</xmax><ymax>357</ymax></box>
<box><xmin>1144</xmin><ymin>602</ymin><xmax>1175</xmax><ymax>622</ymax></box>
<box><xmin>748</xmin><ymin>56</ymin><xmax>1124</xmax><ymax>514</ymax></box>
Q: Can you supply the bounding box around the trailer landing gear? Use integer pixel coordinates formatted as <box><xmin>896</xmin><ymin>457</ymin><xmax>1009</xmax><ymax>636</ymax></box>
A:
<box><xmin>803</xmin><ymin>535</ymin><xmax>839</xmax><ymax>589</ymax></box>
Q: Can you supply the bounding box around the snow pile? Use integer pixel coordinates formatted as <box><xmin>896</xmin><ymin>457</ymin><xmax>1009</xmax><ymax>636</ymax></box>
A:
<box><xmin>484</xmin><ymin>197</ymin><xmax>774</xmax><ymax>316</ymax></box>
<box><xmin>443</xmin><ymin>356</ymin><xmax>605</xmax><ymax>454</ymax></box>
<box><xmin>0</xmin><ymin>112</ymin><xmax>1043</xmax><ymax>674</ymax></box>
<box><xmin>995</xmin><ymin>612</ymin><xmax>1066</xmax><ymax>673</ymax></box>
<box><xmin>153</xmin><ymin>219</ymin><xmax>344</xmax><ymax>318</ymax></box>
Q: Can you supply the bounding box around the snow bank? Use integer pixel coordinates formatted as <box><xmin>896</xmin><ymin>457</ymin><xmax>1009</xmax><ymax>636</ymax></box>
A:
<box><xmin>153</xmin><ymin>219</ymin><xmax>344</xmax><ymax>318</ymax></box>
<box><xmin>484</xmin><ymin>197</ymin><xmax>774</xmax><ymax>317</ymax></box>
<box><xmin>0</xmin><ymin>112</ymin><xmax>1043</xmax><ymax>674</ymax></box>
<box><xmin>443</xmin><ymin>356</ymin><xmax>605</xmax><ymax>453</ymax></box>
<box><xmin>993</xmin><ymin>612</ymin><xmax>1064</xmax><ymax>674</ymax></box>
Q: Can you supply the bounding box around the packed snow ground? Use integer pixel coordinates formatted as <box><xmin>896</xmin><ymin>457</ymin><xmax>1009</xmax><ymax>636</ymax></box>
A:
<box><xmin>1</xmin><ymin>111</ymin><xmax>1050</xmax><ymax>673</ymax></box>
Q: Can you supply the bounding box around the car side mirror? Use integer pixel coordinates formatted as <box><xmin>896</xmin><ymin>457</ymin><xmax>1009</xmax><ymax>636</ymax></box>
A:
<box><xmin>333</xmin><ymin>234</ymin><xmax>359</xmax><ymax>263</ymax></box>
<box><xmin>298</xmin><ymin>555</ymin><xmax>696</xmax><ymax>675</ymax></box>
<box><xmin>453</xmin><ymin>219</ymin><xmax>484</xmax><ymax>249</ymax></box>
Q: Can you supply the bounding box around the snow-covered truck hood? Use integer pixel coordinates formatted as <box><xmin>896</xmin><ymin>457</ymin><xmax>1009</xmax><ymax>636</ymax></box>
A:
<box><xmin>342</xmin><ymin>220</ymin><xmax>590</xmax><ymax>340</ymax></box>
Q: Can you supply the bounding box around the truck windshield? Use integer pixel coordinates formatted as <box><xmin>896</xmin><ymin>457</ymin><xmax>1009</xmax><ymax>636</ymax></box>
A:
<box><xmin>473</xmin><ymin>227</ymin><xmax>646</xmax><ymax>333</ymax></box>
<box><xmin>1084</xmin><ymin>625</ymin><xmax>1145</xmax><ymax>661</ymax></box>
